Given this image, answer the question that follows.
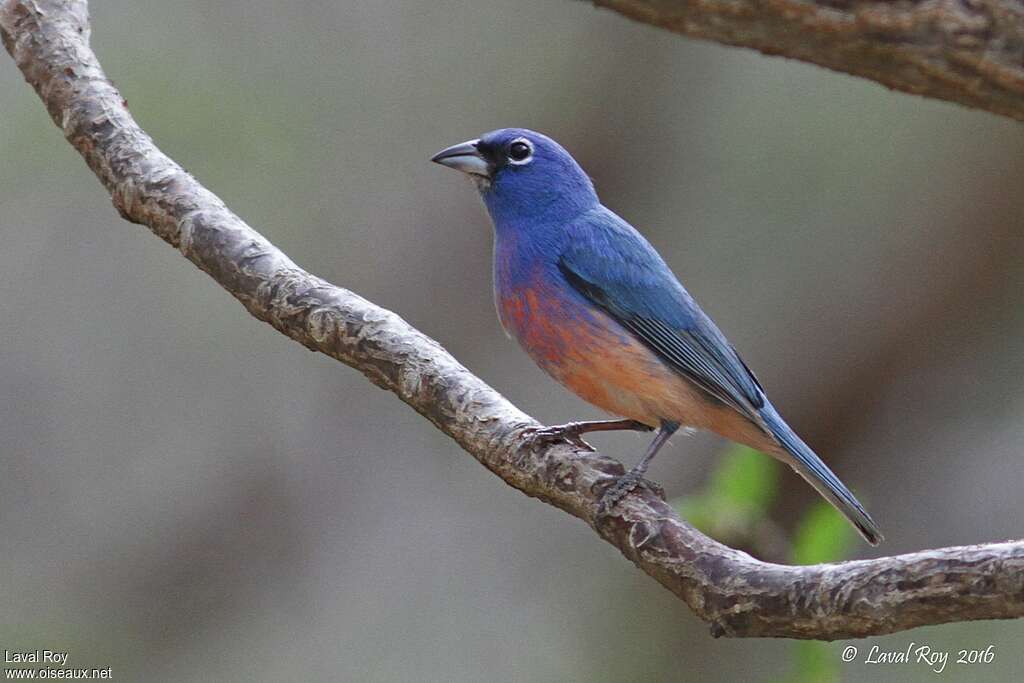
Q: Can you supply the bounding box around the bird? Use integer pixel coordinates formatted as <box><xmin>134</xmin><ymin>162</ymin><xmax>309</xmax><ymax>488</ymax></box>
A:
<box><xmin>431</xmin><ymin>128</ymin><xmax>882</xmax><ymax>545</ymax></box>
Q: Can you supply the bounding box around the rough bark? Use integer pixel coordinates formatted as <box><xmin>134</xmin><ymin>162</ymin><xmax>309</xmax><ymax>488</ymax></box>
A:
<box><xmin>3</xmin><ymin>0</ymin><xmax>1023</xmax><ymax>640</ymax></box>
<box><xmin>590</xmin><ymin>0</ymin><xmax>1024</xmax><ymax>122</ymax></box>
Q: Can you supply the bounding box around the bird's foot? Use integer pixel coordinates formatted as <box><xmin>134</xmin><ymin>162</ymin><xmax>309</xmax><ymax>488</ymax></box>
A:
<box><xmin>522</xmin><ymin>422</ymin><xmax>596</xmax><ymax>452</ymax></box>
<box><xmin>596</xmin><ymin>472</ymin><xmax>664</xmax><ymax>515</ymax></box>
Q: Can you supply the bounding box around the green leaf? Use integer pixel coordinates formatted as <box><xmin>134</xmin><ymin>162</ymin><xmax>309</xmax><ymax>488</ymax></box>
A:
<box><xmin>709</xmin><ymin>445</ymin><xmax>779</xmax><ymax>513</ymax></box>
<box><xmin>672</xmin><ymin>493</ymin><xmax>715</xmax><ymax>535</ymax></box>
<box><xmin>671</xmin><ymin>445</ymin><xmax>781</xmax><ymax>543</ymax></box>
<box><xmin>790</xmin><ymin>501</ymin><xmax>854</xmax><ymax>565</ymax></box>
<box><xmin>788</xmin><ymin>641</ymin><xmax>841</xmax><ymax>683</ymax></box>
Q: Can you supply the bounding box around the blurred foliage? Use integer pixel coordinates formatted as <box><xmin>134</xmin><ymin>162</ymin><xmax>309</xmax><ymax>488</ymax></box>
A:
<box><xmin>790</xmin><ymin>640</ymin><xmax>841</xmax><ymax>683</ymax></box>
<box><xmin>673</xmin><ymin>445</ymin><xmax>779</xmax><ymax>545</ymax></box>
<box><xmin>791</xmin><ymin>501</ymin><xmax>856</xmax><ymax>566</ymax></box>
<box><xmin>674</xmin><ymin>445</ymin><xmax>857</xmax><ymax>682</ymax></box>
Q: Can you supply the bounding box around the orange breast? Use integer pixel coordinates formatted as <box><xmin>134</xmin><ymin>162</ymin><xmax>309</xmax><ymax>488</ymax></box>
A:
<box><xmin>499</xmin><ymin>281</ymin><xmax>680</xmax><ymax>426</ymax></box>
<box><xmin>497</xmin><ymin>279</ymin><xmax>778</xmax><ymax>452</ymax></box>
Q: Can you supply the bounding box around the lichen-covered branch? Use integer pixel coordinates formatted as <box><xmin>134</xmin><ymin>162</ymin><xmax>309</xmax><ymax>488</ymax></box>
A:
<box><xmin>3</xmin><ymin>0</ymin><xmax>1023</xmax><ymax>640</ymax></box>
<box><xmin>591</xmin><ymin>0</ymin><xmax>1024</xmax><ymax>122</ymax></box>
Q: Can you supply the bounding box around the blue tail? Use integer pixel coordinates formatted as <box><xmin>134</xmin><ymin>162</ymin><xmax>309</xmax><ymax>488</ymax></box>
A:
<box><xmin>761</xmin><ymin>406</ymin><xmax>883</xmax><ymax>546</ymax></box>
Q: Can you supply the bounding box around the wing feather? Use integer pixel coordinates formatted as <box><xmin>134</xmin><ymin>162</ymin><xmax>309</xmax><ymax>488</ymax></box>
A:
<box><xmin>559</xmin><ymin>209</ymin><xmax>765</xmax><ymax>420</ymax></box>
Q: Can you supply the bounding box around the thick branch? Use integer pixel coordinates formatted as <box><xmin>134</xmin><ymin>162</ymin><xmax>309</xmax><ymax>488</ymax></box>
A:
<box><xmin>591</xmin><ymin>0</ymin><xmax>1024</xmax><ymax>122</ymax></box>
<box><xmin>3</xmin><ymin>0</ymin><xmax>1023</xmax><ymax>640</ymax></box>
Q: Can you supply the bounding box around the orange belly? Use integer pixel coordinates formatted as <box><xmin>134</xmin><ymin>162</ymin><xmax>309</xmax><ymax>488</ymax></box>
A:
<box><xmin>498</xmin><ymin>283</ymin><xmax>778</xmax><ymax>452</ymax></box>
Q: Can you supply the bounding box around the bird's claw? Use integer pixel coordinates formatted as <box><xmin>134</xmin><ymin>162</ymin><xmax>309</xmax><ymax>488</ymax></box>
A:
<box><xmin>596</xmin><ymin>474</ymin><xmax>664</xmax><ymax>516</ymax></box>
<box><xmin>522</xmin><ymin>422</ymin><xmax>596</xmax><ymax>452</ymax></box>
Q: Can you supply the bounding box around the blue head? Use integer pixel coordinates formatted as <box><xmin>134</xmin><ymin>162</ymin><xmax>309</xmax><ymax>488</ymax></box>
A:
<box><xmin>431</xmin><ymin>128</ymin><xmax>599</xmax><ymax>231</ymax></box>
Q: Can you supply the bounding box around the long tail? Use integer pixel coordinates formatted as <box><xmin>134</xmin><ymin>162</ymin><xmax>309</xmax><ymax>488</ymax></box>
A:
<box><xmin>760</xmin><ymin>406</ymin><xmax>883</xmax><ymax>546</ymax></box>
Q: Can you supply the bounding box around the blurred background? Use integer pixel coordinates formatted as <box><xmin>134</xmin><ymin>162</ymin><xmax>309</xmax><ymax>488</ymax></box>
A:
<box><xmin>2</xmin><ymin>1</ymin><xmax>1023</xmax><ymax>681</ymax></box>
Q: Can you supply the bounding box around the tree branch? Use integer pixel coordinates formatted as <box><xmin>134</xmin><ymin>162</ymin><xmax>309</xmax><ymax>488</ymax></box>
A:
<box><xmin>590</xmin><ymin>0</ymin><xmax>1024</xmax><ymax>122</ymax></box>
<box><xmin>3</xmin><ymin>0</ymin><xmax>1022</xmax><ymax>640</ymax></box>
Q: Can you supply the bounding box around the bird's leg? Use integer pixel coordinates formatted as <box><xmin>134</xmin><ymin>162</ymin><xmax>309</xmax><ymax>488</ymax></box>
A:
<box><xmin>597</xmin><ymin>421</ymin><xmax>679</xmax><ymax>514</ymax></box>
<box><xmin>524</xmin><ymin>418</ymin><xmax>653</xmax><ymax>452</ymax></box>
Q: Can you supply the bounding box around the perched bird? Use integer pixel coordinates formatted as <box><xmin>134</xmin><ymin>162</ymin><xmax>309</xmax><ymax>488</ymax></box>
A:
<box><xmin>431</xmin><ymin>128</ymin><xmax>882</xmax><ymax>545</ymax></box>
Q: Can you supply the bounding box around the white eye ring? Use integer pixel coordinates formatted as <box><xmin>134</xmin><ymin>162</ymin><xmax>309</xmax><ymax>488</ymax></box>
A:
<box><xmin>507</xmin><ymin>137</ymin><xmax>534</xmax><ymax>165</ymax></box>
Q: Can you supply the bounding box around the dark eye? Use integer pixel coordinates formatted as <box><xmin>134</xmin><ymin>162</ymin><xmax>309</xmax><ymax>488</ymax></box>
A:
<box><xmin>508</xmin><ymin>140</ymin><xmax>532</xmax><ymax>162</ymax></box>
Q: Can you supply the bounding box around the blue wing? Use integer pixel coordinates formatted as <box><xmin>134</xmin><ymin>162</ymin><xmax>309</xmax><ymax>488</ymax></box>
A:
<box><xmin>559</xmin><ymin>207</ymin><xmax>884</xmax><ymax>545</ymax></box>
<box><xmin>558</xmin><ymin>207</ymin><xmax>765</xmax><ymax>421</ymax></box>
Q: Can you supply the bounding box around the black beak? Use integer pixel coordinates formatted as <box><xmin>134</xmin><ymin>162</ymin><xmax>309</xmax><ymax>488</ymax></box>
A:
<box><xmin>430</xmin><ymin>139</ymin><xmax>490</xmax><ymax>177</ymax></box>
